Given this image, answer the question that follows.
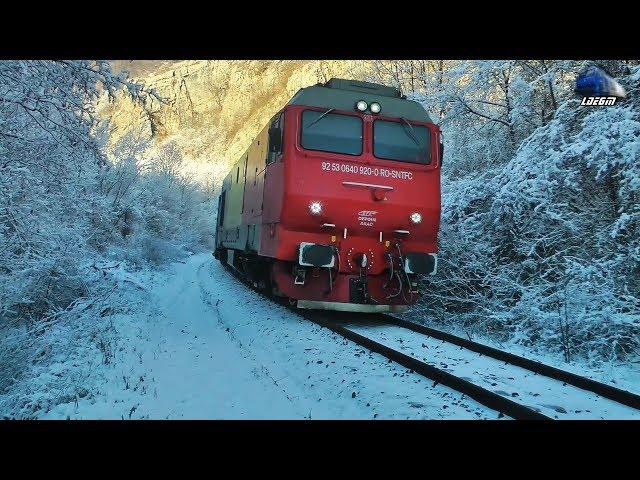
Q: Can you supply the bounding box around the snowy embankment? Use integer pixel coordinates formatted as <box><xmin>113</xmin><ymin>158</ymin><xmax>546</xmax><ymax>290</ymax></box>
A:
<box><xmin>12</xmin><ymin>253</ymin><xmax>497</xmax><ymax>419</ymax></box>
<box><xmin>3</xmin><ymin>252</ymin><xmax>638</xmax><ymax>419</ymax></box>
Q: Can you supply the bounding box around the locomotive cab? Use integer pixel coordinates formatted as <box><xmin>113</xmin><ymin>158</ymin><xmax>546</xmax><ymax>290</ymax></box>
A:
<box><xmin>215</xmin><ymin>78</ymin><xmax>442</xmax><ymax>312</ymax></box>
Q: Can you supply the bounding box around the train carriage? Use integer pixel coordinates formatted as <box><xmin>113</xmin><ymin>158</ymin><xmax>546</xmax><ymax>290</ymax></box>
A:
<box><xmin>214</xmin><ymin>78</ymin><xmax>442</xmax><ymax>312</ymax></box>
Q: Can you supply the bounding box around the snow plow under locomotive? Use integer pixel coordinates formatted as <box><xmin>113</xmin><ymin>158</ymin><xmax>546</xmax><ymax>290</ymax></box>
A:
<box><xmin>214</xmin><ymin>78</ymin><xmax>442</xmax><ymax>312</ymax></box>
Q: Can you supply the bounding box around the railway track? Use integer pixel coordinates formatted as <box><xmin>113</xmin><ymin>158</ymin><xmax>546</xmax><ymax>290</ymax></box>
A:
<box><xmin>380</xmin><ymin>315</ymin><xmax>640</xmax><ymax>411</ymax></box>
<box><xmin>298</xmin><ymin>309</ymin><xmax>549</xmax><ymax>419</ymax></box>
<box><xmin>220</xmin><ymin>260</ymin><xmax>640</xmax><ymax>419</ymax></box>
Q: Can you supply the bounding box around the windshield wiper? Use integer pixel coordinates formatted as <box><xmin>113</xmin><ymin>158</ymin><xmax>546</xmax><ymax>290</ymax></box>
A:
<box><xmin>305</xmin><ymin>108</ymin><xmax>335</xmax><ymax>129</ymax></box>
<box><xmin>399</xmin><ymin>117</ymin><xmax>419</xmax><ymax>145</ymax></box>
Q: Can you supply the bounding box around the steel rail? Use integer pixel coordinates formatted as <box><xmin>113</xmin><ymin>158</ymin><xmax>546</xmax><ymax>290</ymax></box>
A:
<box><xmin>381</xmin><ymin>315</ymin><xmax>640</xmax><ymax>411</ymax></box>
<box><xmin>298</xmin><ymin>311</ymin><xmax>551</xmax><ymax>420</ymax></box>
<box><xmin>219</xmin><ymin>261</ymin><xmax>549</xmax><ymax>419</ymax></box>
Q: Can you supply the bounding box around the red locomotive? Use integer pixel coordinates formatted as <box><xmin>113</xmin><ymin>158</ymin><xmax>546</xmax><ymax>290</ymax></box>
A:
<box><xmin>214</xmin><ymin>78</ymin><xmax>442</xmax><ymax>312</ymax></box>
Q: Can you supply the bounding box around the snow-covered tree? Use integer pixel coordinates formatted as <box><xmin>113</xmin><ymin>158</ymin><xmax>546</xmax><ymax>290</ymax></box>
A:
<box><xmin>391</xmin><ymin>60</ymin><xmax>640</xmax><ymax>363</ymax></box>
<box><xmin>0</xmin><ymin>61</ymin><xmax>215</xmax><ymax>412</ymax></box>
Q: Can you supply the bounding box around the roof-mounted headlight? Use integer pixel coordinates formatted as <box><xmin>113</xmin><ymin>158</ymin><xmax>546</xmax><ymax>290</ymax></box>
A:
<box><xmin>355</xmin><ymin>100</ymin><xmax>368</xmax><ymax>112</ymax></box>
<box><xmin>370</xmin><ymin>102</ymin><xmax>381</xmax><ymax>114</ymax></box>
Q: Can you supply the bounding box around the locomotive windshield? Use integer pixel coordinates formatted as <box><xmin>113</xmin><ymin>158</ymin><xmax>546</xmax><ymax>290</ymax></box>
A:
<box><xmin>301</xmin><ymin>110</ymin><xmax>363</xmax><ymax>155</ymax></box>
<box><xmin>373</xmin><ymin>119</ymin><xmax>431</xmax><ymax>164</ymax></box>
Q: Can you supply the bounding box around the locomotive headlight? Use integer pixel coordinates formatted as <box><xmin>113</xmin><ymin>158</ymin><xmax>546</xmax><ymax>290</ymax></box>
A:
<box><xmin>409</xmin><ymin>212</ymin><xmax>422</xmax><ymax>224</ymax></box>
<box><xmin>355</xmin><ymin>100</ymin><xmax>368</xmax><ymax>112</ymax></box>
<box><xmin>309</xmin><ymin>201</ymin><xmax>323</xmax><ymax>215</ymax></box>
<box><xmin>370</xmin><ymin>102</ymin><xmax>381</xmax><ymax>114</ymax></box>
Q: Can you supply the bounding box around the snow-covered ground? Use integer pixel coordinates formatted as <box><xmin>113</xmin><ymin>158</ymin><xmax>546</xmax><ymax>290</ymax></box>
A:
<box><xmin>38</xmin><ymin>253</ymin><xmax>500</xmax><ymax>419</ymax></box>
<box><xmin>7</xmin><ymin>252</ymin><xmax>633</xmax><ymax>420</ymax></box>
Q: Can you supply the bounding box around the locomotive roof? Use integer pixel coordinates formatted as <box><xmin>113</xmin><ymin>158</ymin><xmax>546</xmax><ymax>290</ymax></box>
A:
<box><xmin>287</xmin><ymin>78</ymin><xmax>432</xmax><ymax>123</ymax></box>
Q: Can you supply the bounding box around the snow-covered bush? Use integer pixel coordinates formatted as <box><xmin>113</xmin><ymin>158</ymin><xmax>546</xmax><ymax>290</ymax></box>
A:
<box><xmin>0</xmin><ymin>61</ymin><xmax>216</xmax><ymax>416</ymax></box>
<box><xmin>1</xmin><ymin>61</ymin><xmax>137</xmax><ymax>323</ymax></box>
<box><xmin>98</xmin><ymin>135</ymin><xmax>216</xmax><ymax>265</ymax></box>
<box><xmin>411</xmin><ymin>62</ymin><xmax>640</xmax><ymax>364</ymax></box>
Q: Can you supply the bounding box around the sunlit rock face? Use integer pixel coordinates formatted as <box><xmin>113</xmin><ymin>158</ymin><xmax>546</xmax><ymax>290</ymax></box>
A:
<box><xmin>102</xmin><ymin>60</ymin><xmax>369</xmax><ymax>173</ymax></box>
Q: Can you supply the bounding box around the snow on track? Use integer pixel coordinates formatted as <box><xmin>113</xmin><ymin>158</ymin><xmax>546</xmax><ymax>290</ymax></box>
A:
<box><xmin>45</xmin><ymin>253</ymin><xmax>498</xmax><ymax>419</ymax></box>
<box><xmin>344</xmin><ymin>320</ymin><xmax>640</xmax><ymax>419</ymax></box>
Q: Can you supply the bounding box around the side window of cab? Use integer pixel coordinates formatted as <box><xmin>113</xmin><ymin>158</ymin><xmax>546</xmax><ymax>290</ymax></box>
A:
<box><xmin>267</xmin><ymin>112</ymin><xmax>284</xmax><ymax>165</ymax></box>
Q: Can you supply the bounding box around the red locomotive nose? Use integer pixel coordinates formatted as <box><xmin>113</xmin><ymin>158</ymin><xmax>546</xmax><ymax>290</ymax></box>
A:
<box><xmin>214</xmin><ymin>77</ymin><xmax>440</xmax><ymax>313</ymax></box>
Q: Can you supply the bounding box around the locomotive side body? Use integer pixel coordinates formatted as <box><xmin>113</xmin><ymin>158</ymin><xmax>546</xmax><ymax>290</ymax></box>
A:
<box><xmin>215</xmin><ymin>79</ymin><xmax>441</xmax><ymax>312</ymax></box>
